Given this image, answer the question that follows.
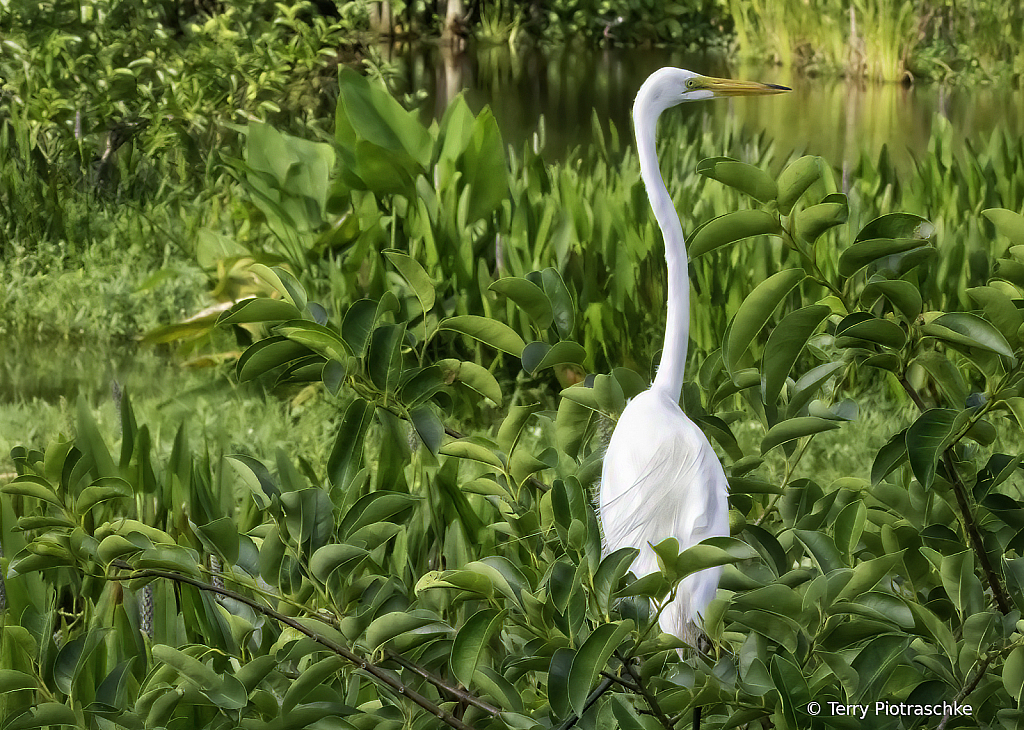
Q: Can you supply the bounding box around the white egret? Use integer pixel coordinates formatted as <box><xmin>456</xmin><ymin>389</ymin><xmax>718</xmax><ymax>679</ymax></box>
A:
<box><xmin>599</xmin><ymin>68</ymin><xmax>789</xmax><ymax>645</ymax></box>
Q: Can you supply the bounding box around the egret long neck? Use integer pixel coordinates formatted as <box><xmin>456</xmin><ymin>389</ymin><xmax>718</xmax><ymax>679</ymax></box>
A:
<box><xmin>635</xmin><ymin>106</ymin><xmax>689</xmax><ymax>400</ymax></box>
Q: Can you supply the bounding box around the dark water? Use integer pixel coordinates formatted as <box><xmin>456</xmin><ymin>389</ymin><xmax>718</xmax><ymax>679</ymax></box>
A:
<box><xmin>384</xmin><ymin>43</ymin><xmax>1024</xmax><ymax>172</ymax></box>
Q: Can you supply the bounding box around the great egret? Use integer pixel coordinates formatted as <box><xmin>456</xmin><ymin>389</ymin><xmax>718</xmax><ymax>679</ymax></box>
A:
<box><xmin>599</xmin><ymin>68</ymin><xmax>789</xmax><ymax>645</ymax></box>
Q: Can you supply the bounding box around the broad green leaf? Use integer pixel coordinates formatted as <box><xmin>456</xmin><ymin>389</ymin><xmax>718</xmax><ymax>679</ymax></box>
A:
<box><xmin>217</xmin><ymin>297</ymin><xmax>302</xmax><ymax>325</ymax></box>
<box><xmin>725</xmin><ymin>269</ymin><xmax>805</xmax><ymax>375</ymax></box>
<box><xmin>367</xmin><ymin>322</ymin><xmax>406</xmax><ymax>394</ymax></box>
<box><xmin>567</xmin><ymin>621</ymin><xmax>634</xmax><ymax>715</ymax></box>
<box><xmin>983</xmin><ymin>208</ymin><xmax>1024</xmax><ymax>246</ymax></box>
<box><xmin>938</xmin><ymin>550</ymin><xmax>985</xmax><ymax>618</ymax></box>
<box><xmin>776</xmin><ymin>155</ymin><xmax>822</xmax><ymax>215</ymax></box>
<box><xmin>410</xmin><ymin>405</ymin><xmax>444</xmax><ymax>454</ymax></box>
<box><xmin>5</xmin><ymin>703</ymin><xmax>78</xmax><ymax>729</ymax></box>
<box><xmin>151</xmin><ymin>644</ymin><xmax>247</xmax><ymax>709</ymax></box>
<box><xmin>688</xmin><ymin>210</ymin><xmax>781</xmax><ymax>259</ymax></box>
<box><xmin>522</xmin><ymin>340</ymin><xmax>588</xmax><ymax>374</ymax></box>
<box><xmin>1004</xmin><ymin>646</ymin><xmax>1024</xmax><ymax>702</ymax></box>
<box><xmin>490</xmin><ymin>277</ymin><xmax>554</xmax><ymax>330</ymax></box>
<box><xmin>364</xmin><ymin>611</ymin><xmax>452</xmax><ymax>652</ymax></box>
<box><xmin>905</xmin><ymin>408</ymin><xmax>957</xmax><ymax>488</ymax></box>
<box><xmin>437</xmin><ymin>358</ymin><xmax>503</xmax><ymax>405</ymax></box>
<box><xmin>439</xmin><ymin>316</ymin><xmax>526</xmax><ymax>356</ymax></box>
<box><xmin>855</xmin><ymin>213</ymin><xmax>934</xmax><ymax>242</ymax></box>
<box><xmin>338</xmin><ymin>491</ymin><xmax>418</xmax><ymax>538</ymax></box>
<box><xmin>871</xmin><ymin>429</ymin><xmax>907</xmax><ymax>484</ymax></box>
<box><xmin>834</xmin><ymin>314</ymin><xmax>907</xmax><ymax>350</ymax></box>
<box><xmin>0</xmin><ymin>669</ymin><xmax>37</xmax><ymax>693</ymax></box>
<box><xmin>860</xmin><ymin>278</ymin><xmax>923</xmax><ymax>322</ymax></box>
<box><xmin>788</xmin><ymin>361</ymin><xmax>845</xmax><ymax>417</ymax></box>
<box><xmin>277</xmin><ymin>320</ymin><xmax>350</xmax><ymax>362</ymax></box>
<box><xmin>697</xmin><ymin>157</ymin><xmax>778</xmax><ymax>202</ymax></box>
<box><xmin>795</xmin><ymin>194</ymin><xmax>847</xmax><ymax>242</ymax></box>
<box><xmin>760</xmin><ymin>417</ymin><xmax>840</xmax><ymax>455</ymax></box>
<box><xmin>281</xmin><ymin>656</ymin><xmax>344</xmax><ymax>713</ymax></box>
<box><xmin>673</xmin><ymin>536</ymin><xmax>759</xmax><ymax>578</ymax></box>
<box><xmin>2</xmin><ymin>476</ymin><xmax>63</xmax><ymax>507</ymax></box>
<box><xmin>922</xmin><ymin>312</ymin><xmax>1016</xmax><ymax>359</ymax></box>
<box><xmin>327</xmin><ymin>398</ymin><xmax>374</xmax><ymax>489</ymax></box>
<box><xmin>838</xmin><ymin>238</ymin><xmax>930</xmax><ymax>278</ymax></box>
<box><xmin>967</xmin><ymin>286</ymin><xmax>1022</xmax><ymax>347</ymax></box>
<box><xmin>450</xmin><ymin>608</ymin><xmax>505</xmax><ymax>687</ymax></box>
<box><xmin>793</xmin><ymin>529</ymin><xmax>844</xmax><ymax>573</ymax></box>
<box><xmin>236</xmin><ymin>336</ymin><xmax>311</xmax><ymax>382</ymax></box>
<box><xmin>341</xmin><ymin>299</ymin><xmax>378</xmax><ymax>356</ymax></box>
<box><xmin>538</xmin><ymin>268</ymin><xmax>576</xmax><ymax>339</ymax></box>
<box><xmin>75</xmin><ymin>476</ymin><xmax>133</xmax><ymax>517</ymax></box>
<box><xmin>309</xmin><ymin>544</ymin><xmax>368</xmax><ymax>583</ymax></box>
<box><xmin>761</xmin><ymin>304</ymin><xmax>830</xmax><ymax>404</ymax></box>
<box><xmin>440</xmin><ymin>439</ymin><xmax>505</xmax><ymax>470</ymax></box>
<box><xmin>384</xmin><ymin>249</ymin><xmax>436</xmax><ymax>313</ymax></box>
<box><xmin>912</xmin><ymin>351</ymin><xmax>968</xmax><ymax>407</ymax></box>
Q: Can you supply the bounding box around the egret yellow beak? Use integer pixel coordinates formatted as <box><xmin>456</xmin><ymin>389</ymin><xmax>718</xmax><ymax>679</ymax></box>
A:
<box><xmin>697</xmin><ymin>76</ymin><xmax>791</xmax><ymax>96</ymax></box>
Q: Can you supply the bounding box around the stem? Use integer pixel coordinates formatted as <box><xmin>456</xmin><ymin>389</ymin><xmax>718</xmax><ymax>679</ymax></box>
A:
<box><xmin>897</xmin><ymin>376</ymin><xmax>1012</xmax><ymax>615</ymax></box>
<box><xmin>617</xmin><ymin>652</ymin><xmax>676</xmax><ymax>730</ymax></box>
<box><xmin>107</xmin><ymin>561</ymin><xmax>483</xmax><ymax>730</ymax></box>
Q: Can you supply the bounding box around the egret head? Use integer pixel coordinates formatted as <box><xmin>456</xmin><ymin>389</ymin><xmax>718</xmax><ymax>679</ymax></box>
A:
<box><xmin>634</xmin><ymin>67</ymin><xmax>790</xmax><ymax>119</ymax></box>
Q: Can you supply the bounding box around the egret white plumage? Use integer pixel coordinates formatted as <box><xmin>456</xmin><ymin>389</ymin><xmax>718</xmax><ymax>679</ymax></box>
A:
<box><xmin>599</xmin><ymin>68</ymin><xmax>789</xmax><ymax>644</ymax></box>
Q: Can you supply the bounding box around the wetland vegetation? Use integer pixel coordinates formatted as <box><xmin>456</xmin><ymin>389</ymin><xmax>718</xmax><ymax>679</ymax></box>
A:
<box><xmin>3</xmin><ymin>1</ymin><xmax>1024</xmax><ymax>729</ymax></box>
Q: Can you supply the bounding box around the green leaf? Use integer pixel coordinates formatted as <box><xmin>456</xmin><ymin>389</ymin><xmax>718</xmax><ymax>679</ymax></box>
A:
<box><xmin>834</xmin><ymin>314</ymin><xmax>907</xmax><ymax>350</ymax></box>
<box><xmin>489</xmin><ymin>277</ymin><xmax>554</xmax><ymax>330</ymax></box>
<box><xmin>451</xmin><ymin>608</ymin><xmax>505</xmax><ymax>687</ymax></box>
<box><xmin>0</xmin><ymin>670</ymin><xmax>37</xmax><ymax>694</ymax></box>
<box><xmin>437</xmin><ymin>358</ymin><xmax>503</xmax><ymax>405</ymax></box>
<box><xmin>384</xmin><ymin>249</ymin><xmax>436</xmax><ymax>313</ymax></box>
<box><xmin>983</xmin><ymin>208</ymin><xmax>1024</xmax><ymax>246</ymax></box>
<box><xmin>367</xmin><ymin>322</ymin><xmax>406</xmax><ymax>394</ymax></box>
<box><xmin>439</xmin><ymin>439</ymin><xmax>505</xmax><ymax>470</ymax></box>
<box><xmin>673</xmin><ymin>536</ymin><xmax>759</xmax><ymax>577</ymax></box>
<box><xmin>309</xmin><ymin>544</ymin><xmax>368</xmax><ymax>583</ymax></box>
<box><xmin>567</xmin><ymin>621</ymin><xmax>634</xmax><ymax>715</ymax></box>
<box><xmin>760</xmin><ymin>417</ymin><xmax>840</xmax><ymax>455</ymax></box>
<box><xmin>522</xmin><ymin>340</ymin><xmax>588</xmax><ymax>374</ymax></box>
<box><xmin>967</xmin><ymin>286</ymin><xmax>1023</xmax><ymax>346</ymax></box>
<box><xmin>912</xmin><ymin>351</ymin><xmax>968</xmax><ymax>407</ymax></box>
<box><xmin>364</xmin><ymin>610</ymin><xmax>451</xmax><ymax>652</ymax></box>
<box><xmin>871</xmin><ymin>429</ymin><xmax>908</xmax><ymax>484</ymax></box>
<box><xmin>236</xmin><ymin>336</ymin><xmax>311</xmax><ymax>382</ymax></box>
<box><xmin>688</xmin><ymin>210</ymin><xmax>782</xmax><ymax>259</ymax></box>
<box><xmin>217</xmin><ymin>297</ymin><xmax>303</xmax><ymax>325</ymax></box>
<box><xmin>776</xmin><ymin>155</ymin><xmax>822</xmax><ymax>215</ymax></box>
<box><xmin>696</xmin><ymin>157</ymin><xmax>778</xmax><ymax>202</ymax></box>
<box><xmin>1004</xmin><ymin>647</ymin><xmax>1024</xmax><ymax>702</ymax></box>
<box><xmin>277</xmin><ymin>320</ymin><xmax>350</xmax><ymax>362</ymax></box>
<box><xmin>538</xmin><ymin>268</ymin><xmax>576</xmax><ymax>339</ymax></box>
<box><xmin>338</xmin><ymin>491</ymin><xmax>418</xmax><ymax>538</ymax></box>
<box><xmin>905</xmin><ymin>408</ymin><xmax>957</xmax><ymax>488</ymax></box>
<box><xmin>838</xmin><ymin>238</ymin><xmax>931</xmax><ymax>278</ymax></box>
<box><xmin>860</xmin><ymin>278</ymin><xmax>923</xmax><ymax>322</ymax></box>
<box><xmin>439</xmin><ymin>316</ymin><xmax>526</xmax><ymax>356</ymax></box>
<box><xmin>151</xmin><ymin>644</ymin><xmax>247</xmax><ymax>709</ymax></box>
<box><xmin>761</xmin><ymin>305</ymin><xmax>830</xmax><ymax>404</ymax></box>
<box><xmin>5</xmin><ymin>703</ymin><xmax>79</xmax><ymax>729</ymax></box>
<box><xmin>410</xmin><ymin>405</ymin><xmax>444</xmax><ymax>454</ymax></box>
<box><xmin>2</xmin><ymin>476</ymin><xmax>63</xmax><ymax>507</ymax></box>
<box><xmin>793</xmin><ymin>529</ymin><xmax>844</xmax><ymax>573</ymax></box>
<box><xmin>548</xmin><ymin>648</ymin><xmax>574</xmax><ymax>719</ymax></box>
<box><xmin>725</xmin><ymin>269</ymin><xmax>805</xmax><ymax>375</ymax></box>
<box><xmin>795</xmin><ymin>195</ymin><xmax>848</xmax><ymax>242</ymax></box>
<box><xmin>855</xmin><ymin>213</ymin><xmax>934</xmax><ymax>242</ymax></box>
<box><xmin>922</xmin><ymin>312</ymin><xmax>1015</xmax><ymax>359</ymax></box>
<box><xmin>327</xmin><ymin>398</ymin><xmax>374</xmax><ymax>488</ymax></box>
<box><xmin>281</xmin><ymin>656</ymin><xmax>345</xmax><ymax>713</ymax></box>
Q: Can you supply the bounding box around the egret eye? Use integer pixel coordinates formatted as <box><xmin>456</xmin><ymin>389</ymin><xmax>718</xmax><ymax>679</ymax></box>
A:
<box><xmin>685</xmin><ymin>78</ymin><xmax>698</xmax><ymax>89</ymax></box>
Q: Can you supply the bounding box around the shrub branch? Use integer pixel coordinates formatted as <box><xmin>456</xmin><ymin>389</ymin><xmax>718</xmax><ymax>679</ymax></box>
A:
<box><xmin>897</xmin><ymin>376</ymin><xmax>1013</xmax><ymax>614</ymax></box>
<box><xmin>108</xmin><ymin>561</ymin><xmax>486</xmax><ymax>730</ymax></box>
